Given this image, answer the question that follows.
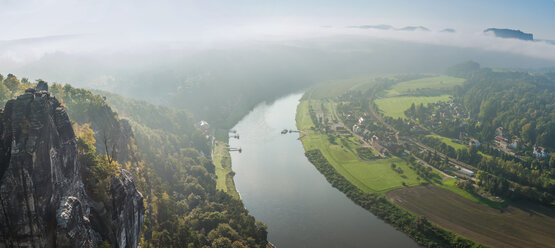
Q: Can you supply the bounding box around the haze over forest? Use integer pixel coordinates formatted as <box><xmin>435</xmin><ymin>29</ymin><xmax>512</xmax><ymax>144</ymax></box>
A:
<box><xmin>1</xmin><ymin>1</ymin><xmax>554</xmax><ymax>248</ymax></box>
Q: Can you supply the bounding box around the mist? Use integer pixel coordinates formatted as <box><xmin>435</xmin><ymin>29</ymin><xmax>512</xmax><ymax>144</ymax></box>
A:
<box><xmin>1</xmin><ymin>0</ymin><xmax>555</xmax><ymax>125</ymax></box>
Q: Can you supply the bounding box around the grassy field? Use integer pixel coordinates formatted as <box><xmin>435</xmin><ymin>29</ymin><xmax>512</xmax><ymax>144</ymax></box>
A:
<box><xmin>385</xmin><ymin>75</ymin><xmax>465</xmax><ymax>97</ymax></box>
<box><xmin>438</xmin><ymin>178</ymin><xmax>507</xmax><ymax>209</ymax></box>
<box><xmin>297</xmin><ymin>100</ymin><xmax>421</xmax><ymax>193</ymax></box>
<box><xmin>426</xmin><ymin>134</ymin><xmax>467</xmax><ymax>150</ymax></box>
<box><xmin>296</xmin><ymin>100</ymin><xmax>315</xmax><ymax>131</ymax></box>
<box><xmin>374</xmin><ymin>95</ymin><xmax>451</xmax><ymax>119</ymax></box>
<box><xmin>387</xmin><ymin>185</ymin><xmax>555</xmax><ymax>248</ymax></box>
<box><xmin>213</xmin><ymin>141</ymin><xmax>240</xmax><ymax>199</ymax></box>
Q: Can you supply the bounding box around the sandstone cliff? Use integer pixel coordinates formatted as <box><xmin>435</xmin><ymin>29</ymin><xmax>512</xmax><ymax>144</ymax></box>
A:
<box><xmin>0</xmin><ymin>83</ymin><xmax>144</xmax><ymax>247</ymax></box>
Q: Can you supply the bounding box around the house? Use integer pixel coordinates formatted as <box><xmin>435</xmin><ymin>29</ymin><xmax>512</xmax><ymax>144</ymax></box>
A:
<box><xmin>495</xmin><ymin>127</ymin><xmax>504</xmax><ymax>137</ymax></box>
<box><xmin>358</xmin><ymin>117</ymin><xmax>365</xmax><ymax>125</ymax></box>
<box><xmin>198</xmin><ymin>120</ymin><xmax>210</xmax><ymax>131</ymax></box>
<box><xmin>533</xmin><ymin>146</ymin><xmax>549</xmax><ymax>158</ymax></box>
<box><xmin>352</xmin><ymin>124</ymin><xmax>362</xmax><ymax>134</ymax></box>
<box><xmin>509</xmin><ymin>139</ymin><xmax>519</xmax><ymax>149</ymax></box>
<box><xmin>459</xmin><ymin>168</ymin><xmax>475</xmax><ymax>177</ymax></box>
<box><xmin>494</xmin><ymin>136</ymin><xmax>508</xmax><ymax>148</ymax></box>
<box><xmin>469</xmin><ymin>138</ymin><xmax>480</xmax><ymax>147</ymax></box>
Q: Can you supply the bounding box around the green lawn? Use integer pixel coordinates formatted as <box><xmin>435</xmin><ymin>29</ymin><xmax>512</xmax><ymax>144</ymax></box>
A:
<box><xmin>213</xmin><ymin>141</ymin><xmax>240</xmax><ymax>199</ymax></box>
<box><xmin>297</xmin><ymin>100</ymin><xmax>421</xmax><ymax>193</ymax></box>
<box><xmin>386</xmin><ymin>75</ymin><xmax>465</xmax><ymax>97</ymax></box>
<box><xmin>426</xmin><ymin>134</ymin><xmax>467</xmax><ymax>150</ymax></box>
<box><xmin>374</xmin><ymin>95</ymin><xmax>451</xmax><ymax>119</ymax></box>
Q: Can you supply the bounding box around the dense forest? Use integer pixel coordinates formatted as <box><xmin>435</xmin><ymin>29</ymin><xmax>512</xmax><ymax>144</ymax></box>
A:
<box><xmin>0</xmin><ymin>74</ymin><xmax>268</xmax><ymax>247</ymax></box>
<box><xmin>449</xmin><ymin>62</ymin><xmax>555</xmax><ymax>150</ymax></box>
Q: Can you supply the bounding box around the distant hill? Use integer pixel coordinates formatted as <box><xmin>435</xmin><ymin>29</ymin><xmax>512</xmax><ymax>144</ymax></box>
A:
<box><xmin>484</xmin><ymin>28</ymin><xmax>533</xmax><ymax>41</ymax></box>
<box><xmin>350</xmin><ymin>24</ymin><xmax>393</xmax><ymax>30</ymax></box>
<box><xmin>398</xmin><ymin>26</ymin><xmax>430</xmax><ymax>31</ymax></box>
<box><xmin>441</xmin><ymin>28</ymin><xmax>456</xmax><ymax>33</ymax></box>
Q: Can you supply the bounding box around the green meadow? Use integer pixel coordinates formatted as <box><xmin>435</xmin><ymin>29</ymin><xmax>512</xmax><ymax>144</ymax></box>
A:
<box><xmin>374</xmin><ymin>95</ymin><xmax>451</xmax><ymax>119</ymax></box>
<box><xmin>385</xmin><ymin>75</ymin><xmax>465</xmax><ymax>97</ymax></box>
<box><xmin>426</xmin><ymin>134</ymin><xmax>467</xmax><ymax>150</ymax></box>
<box><xmin>213</xmin><ymin>141</ymin><xmax>240</xmax><ymax>199</ymax></box>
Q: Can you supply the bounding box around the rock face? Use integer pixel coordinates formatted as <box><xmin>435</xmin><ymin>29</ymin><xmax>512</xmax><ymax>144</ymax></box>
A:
<box><xmin>484</xmin><ymin>28</ymin><xmax>534</xmax><ymax>41</ymax></box>
<box><xmin>0</xmin><ymin>87</ymin><xmax>97</xmax><ymax>247</ymax></box>
<box><xmin>110</xmin><ymin>169</ymin><xmax>144</xmax><ymax>248</ymax></box>
<box><xmin>0</xmin><ymin>85</ymin><xmax>144</xmax><ymax>247</ymax></box>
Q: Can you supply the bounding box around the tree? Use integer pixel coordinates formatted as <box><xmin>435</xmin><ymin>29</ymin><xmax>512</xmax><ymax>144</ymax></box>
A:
<box><xmin>3</xmin><ymin>74</ymin><xmax>20</xmax><ymax>92</ymax></box>
<box><xmin>0</xmin><ymin>82</ymin><xmax>11</xmax><ymax>103</ymax></box>
<box><xmin>521</xmin><ymin>122</ymin><xmax>536</xmax><ymax>144</ymax></box>
<box><xmin>211</xmin><ymin>237</ymin><xmax>232</xmax><ymax>248</ymax></box>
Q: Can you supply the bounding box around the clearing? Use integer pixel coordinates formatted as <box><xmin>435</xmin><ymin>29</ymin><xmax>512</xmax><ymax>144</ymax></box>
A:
<box><xmin>374</xmin><ymin>95</ymin><xmax>451</xmax><ymax>119</ymax></box>
<box><xmin>213</xmin><ymin>141</ymin><xmax>240</xmax><ymax>199</ymax></box>
<box><xmin>426</xmin><ymin>134</ymin><xmax>467</xmax><ymax>150</ymax></box>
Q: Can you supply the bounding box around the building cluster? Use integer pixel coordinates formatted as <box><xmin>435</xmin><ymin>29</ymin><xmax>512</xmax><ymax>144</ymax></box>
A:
<box><xmin>533</xmin><ymin>145</ymin><xmax>549</xmax><ymax>158</ymax></box>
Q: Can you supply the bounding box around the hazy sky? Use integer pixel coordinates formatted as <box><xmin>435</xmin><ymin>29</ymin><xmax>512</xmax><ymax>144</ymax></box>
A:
<box><xmin>1</xmin><ymin>0</ymin><xmax>553</xmax><ymax>39</ymax></box>
<box><xmin>0</xmin><ymin>0</ymin><xmax>554</xmax><ymax>62</ymax></box>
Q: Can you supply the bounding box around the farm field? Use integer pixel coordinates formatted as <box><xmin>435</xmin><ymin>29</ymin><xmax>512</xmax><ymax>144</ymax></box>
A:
<box><xmin>437</xmin><ymin>178</ymin><xmax>507</xmax><ymax>209</ymax></box>
<box><xmin>213</xmin><ymin>141</ymin><xmax>240</xmax><ymax>198</ymax></box>
<box><xmin>374</xmin><ymin>94</ymin><xmax>451</xmax><ymax>119</ymax></box>
<box><xmin>387</xmin><ymin>185</ymin><xmax>555</xmax><ymax>248</ymax></box>
<box><xmin>297</xmin><ymin>100</ymin><xmax>422</xmax><ymax>193</ymax></box>
<box><xmin>385</xmin><ymin>75</ymin><xmax>465</xmax><ymax>96</ymax></box>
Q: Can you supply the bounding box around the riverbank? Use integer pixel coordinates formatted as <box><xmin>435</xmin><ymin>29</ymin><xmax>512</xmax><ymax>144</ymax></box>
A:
<box><xmin>213</xmin><ymin>141</ymin><xmax>240</xmax><ymax>199</ymax></box>
<box><xmin>229</xmin><ymin>93</ymin><xmax>418</xmax><ymax>247</ymax></box>
<box><xmin>296</xmin><ymin>75</ymin><xmax>555</xmax><ymax>248</ymax></box>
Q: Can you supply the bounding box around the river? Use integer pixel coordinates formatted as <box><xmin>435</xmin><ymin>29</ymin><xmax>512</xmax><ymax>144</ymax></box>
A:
<box><xmin>229</xmin><ymin>93</ymin><xmax>417</xmax><ymax>248</ymax></box>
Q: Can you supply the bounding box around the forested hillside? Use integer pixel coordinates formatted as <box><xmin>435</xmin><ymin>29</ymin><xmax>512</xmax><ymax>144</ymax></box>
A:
<box><xmin>449</xmin><ymin>62</ymin><xmax>555</xmax><ymax>150</ymax></box>
<box><xmin>0</xmin><ymin>74</ymin><xmax>268</xmax><ymax>247</ymax></box>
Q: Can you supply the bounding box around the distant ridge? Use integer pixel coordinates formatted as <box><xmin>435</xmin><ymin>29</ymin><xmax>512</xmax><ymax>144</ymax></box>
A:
<box><xmin>441</xmin><ymin>28</ymin><xmax>456</xmax><ymax>33</ymax></box>
<box><xmin>349</xmin><ymin>25</ymin><xmax>393</xmax><ymax>30</ymax></box>
<box><xmin>349</xmin><ymin>25</ymin><xmax>429</xmax><ymax>31</ymax></box>
<box><xmin>398</xmin><ymin>26</ymin><xmax>430</xmax><ymax>32</ymax></box>
<box><xmin>484</xmin><ymin>28</ymin><xmax>533</xmax><ymax>41</ymax></box>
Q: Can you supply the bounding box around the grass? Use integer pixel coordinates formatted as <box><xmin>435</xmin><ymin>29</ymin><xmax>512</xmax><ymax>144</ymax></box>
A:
<box><xmin>296</xmin><ymin>100</ymin><xmax>315</xmax><ymax>131</ymax></box>
<box><xmin>426</xmin><ymin>134</ymin><xmax>467</xmax><ymax>150</ymax></box>
<box><xmin>374</xmin><ymin>95</ymin><xmax>451</xmax><ymax>119</ymax></box>
<box><xmin>297</xmin><ymin>100</ymin><xmax>421</xmax><ymax>193</ymax></box>
<box><xmin>385</xmin><ymin>75</ymin><xmax>465</xmax><ymax>97</ymax></box>
<box><xmin>213</xmin><ymin>141</ymin><xmax>240</xmax><ymax>199</ymax></box>
<box><xmin>387</xmin><ymin>185</ymin><xmax>555</xmax><ymax>248</ymax></box>
<box><xmin>438</xmin><ymin>178</ymin><xmax>507</xmax><ymax>209</ymax></box>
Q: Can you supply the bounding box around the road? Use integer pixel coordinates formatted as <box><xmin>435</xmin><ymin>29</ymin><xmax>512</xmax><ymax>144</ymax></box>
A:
<box><xmin>330</xmin><ymin>102</ymin><xmax>386</xmax><ymax>157</ymax></box>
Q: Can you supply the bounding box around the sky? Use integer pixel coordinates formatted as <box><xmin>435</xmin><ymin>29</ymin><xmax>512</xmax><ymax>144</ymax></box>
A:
<box><xmin>0</xmin><ymin>0</ymin><xmax>554</xmax><ymax>62</ymax></box>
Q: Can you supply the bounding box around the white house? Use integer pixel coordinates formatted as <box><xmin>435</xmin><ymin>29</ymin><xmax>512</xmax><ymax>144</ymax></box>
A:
<box><xmin>533</xmin><ymin>146</ymin><xmax>549</xmax><ymax>158</ymax></box>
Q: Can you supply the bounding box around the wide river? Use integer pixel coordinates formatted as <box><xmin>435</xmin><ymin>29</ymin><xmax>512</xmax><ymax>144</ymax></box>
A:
<box><xmin>229</xmin><ymin>93</ymin><xmax>417</xmax><ymax>247</ymax></box>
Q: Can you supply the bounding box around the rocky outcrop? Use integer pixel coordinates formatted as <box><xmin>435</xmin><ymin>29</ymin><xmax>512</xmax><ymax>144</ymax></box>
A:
<box><xmin>484</xmin><ymin>28</ymin><xmax>534</xmax><ymax>41</ymax></box>
<box><xmin>110</xmin><ymin>169</ymin><xmax>144</xmax><ymax>248</ymax></box>
<box><xmin>0</xmin><ymin>85</ymin><xmax>144</xmax><ymax>247</ymax></box>
<box><xmin>0</xmin><ymin>87</ymin><xmax>98</xmax><ymax>247</ymax></box>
